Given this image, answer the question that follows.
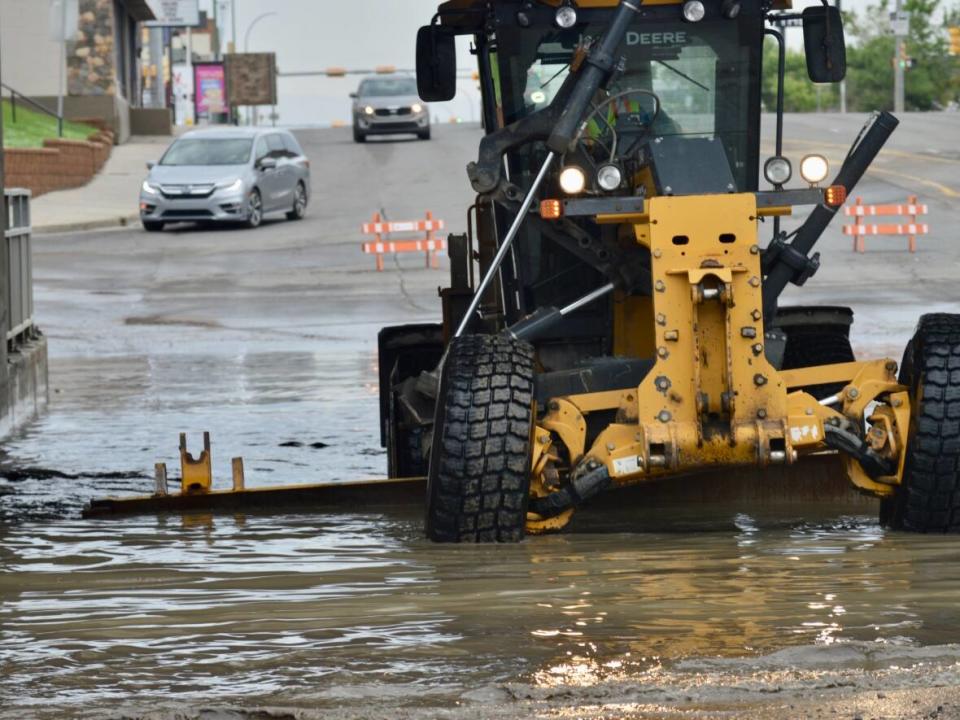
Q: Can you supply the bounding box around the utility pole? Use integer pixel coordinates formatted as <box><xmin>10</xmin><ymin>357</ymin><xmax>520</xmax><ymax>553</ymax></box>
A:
<box><xmin>56</xmin><ymin>0</ymin><xmax>68</xmax><ymax>129</ymax></box>
<box><xmin>212</xmin><ymin>1</ymin><xmax>221</xmax><ymax>59</ymax></box>
<box><xmin>892</xmin><ymin>0</ymin><xmax>906</xmax><ymax>113</ymax></box>
<box><xmin>837</xmin><ymin>0</ymin><xmax>846</xmax><ymax>113</ymax></box>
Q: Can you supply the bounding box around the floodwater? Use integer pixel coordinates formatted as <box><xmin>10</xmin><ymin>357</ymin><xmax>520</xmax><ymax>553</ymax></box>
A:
<box><xmin>3</xmin><ymin>348</ymin><xmax>960</xmax><ymax>719</ymax></box>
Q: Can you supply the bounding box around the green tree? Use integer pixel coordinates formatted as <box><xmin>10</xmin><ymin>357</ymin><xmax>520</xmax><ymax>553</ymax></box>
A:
<box><xmin>761</xmin><ymin>0</ymin><xmax>960</xmax><ymax>113</ymax></box>
<box><xmin>845</xmin><ymin>0</ymin><xmax>960</xmax><ymax>111</ymax></box>
<box><xmin>762</xmin><ymin>39</ymin><xmax>838</xmax><ymax>112</ymax></box>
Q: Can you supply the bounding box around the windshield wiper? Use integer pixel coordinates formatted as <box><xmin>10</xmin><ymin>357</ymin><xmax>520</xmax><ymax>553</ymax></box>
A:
<box><xmin>655</xmin><ymin>60</ymin><xmax>710</xmax><ymax>92</ymax></box>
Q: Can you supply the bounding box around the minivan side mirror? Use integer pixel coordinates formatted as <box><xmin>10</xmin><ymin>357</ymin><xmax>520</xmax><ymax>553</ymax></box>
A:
<box><xmin>349</xmin><ymin>92</ymin><xmax>357</xmax><ymax>99</ymax></box>
<box><xmin>416</xmin><ymin>25</ymin><xmax>457</xmax><ymax>102</ymax></box>
<box><xmin>258</xmin><ymin>157</ymin><xmax>278</xmax><ymax>171</ymax></box>
<box><xmin>802</xmin><ymin>5</ymin><xmax>846</xmax><ymax>83</ymax></box>
<box><xmin>146</xmin><ymin>161</ymin><xmax>155</xmax><ymax>170</ymax></box>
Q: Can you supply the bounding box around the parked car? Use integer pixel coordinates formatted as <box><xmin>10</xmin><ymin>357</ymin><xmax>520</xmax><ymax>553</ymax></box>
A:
<box><xmin>350</xmin><ymin>76</ymin><xmax>430</xmax><ymax>143</ymax></box>
<box><xmin>139</xmin><ymin>127</ymin><xmax>311</xmax><ymax>232</ymax></box>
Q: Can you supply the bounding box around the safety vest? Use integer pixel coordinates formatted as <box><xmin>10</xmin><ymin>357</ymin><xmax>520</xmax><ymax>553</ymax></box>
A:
<box><xmin>586</xmin><ymin>96</ymin><xmax>648</xmax><ymax>139</ymax></box>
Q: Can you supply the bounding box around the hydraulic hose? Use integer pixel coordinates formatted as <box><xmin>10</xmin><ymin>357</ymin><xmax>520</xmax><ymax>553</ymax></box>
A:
<box><xmin>546</xmin><ymin>0</ymin><xmax>644</xmax><ymax>155</ymax></box>
<box><xmin>762</xmin><ymin>111</ymin><xmax>899</xmax><ymax>318</ymax></box>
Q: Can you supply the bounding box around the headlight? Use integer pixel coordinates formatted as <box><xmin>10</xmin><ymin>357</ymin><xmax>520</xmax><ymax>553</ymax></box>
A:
<box><xmin>530</xmin><ymin>90</ymin><xmax>547</xmax><ymax>104</ymax></box>
<box><xmin>596</xmin><ymin>164</ymin><xmax>623</xmax><ymax>192</ymax></box>
<box><xmin>218</xmin><ymin>178</ymin><xmax>244</xmax><ymax>193</ymax></box>
<box><xmin>800</xmin><ymin>154</ymin><xmax>829</xmax><ymax>185</ymax></box>
<box><xmin>141</xmin><ymin>180</ymin><xmax>159</xmax><ymax>195</ymax></box>
<box><xmin>559</xmin><ymin>166</ymin><xmax>587</xmax><ymax>195</ymax></box>
<box><xmin>682</xmin><ymin>0</ymin><xmax>706</xmax><ymax>22</ymax></box>
<box><xmin>763</xmin><ymin>156</ymin><xmax>792</xmax><ymax>186</ymax></box>
<box><xmin>411</xmin><ymin>102</ymin><xmax>423</xmax><ymax>114</ymax></box>
<box><xmin>364</xmin><ymin>105</ymin><xmax>375</xmax><ymax>115</ymax></box>
<box><xmin>555</xmin><ymin>5</ymin><xmax>577</xmax><ymax>28</ymax></box>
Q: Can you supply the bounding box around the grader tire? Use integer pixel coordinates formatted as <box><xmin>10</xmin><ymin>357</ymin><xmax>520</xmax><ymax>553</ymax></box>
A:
<box><xmin>882</xmin><ymin>314</ymin><xmax>960</xmax><ymax>532</ymax></box>
<box><xmin>778</xmin><ymin>306</ymin><xmax>855</xmax><ymax>398</ymax></box>
<box><xmin>425</xmin><ymin>334</ymin><xmax>535</xmax><ymax>543</ymax></box>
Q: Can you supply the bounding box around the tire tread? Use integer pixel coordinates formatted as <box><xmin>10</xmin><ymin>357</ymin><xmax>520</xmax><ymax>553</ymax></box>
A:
<box><xmin>425</xmin><ymin>335</ymin><xmax>534</xmax><ymax>543</ymax></box>
<box><xmin>888</xmin><ymin>313</ymin><xmax>960</xmax><ymax>532</ymax></box>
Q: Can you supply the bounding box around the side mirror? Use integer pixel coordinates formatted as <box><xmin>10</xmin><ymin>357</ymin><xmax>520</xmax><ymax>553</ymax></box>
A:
<box><xmin>146</xmin><ymin>161</ymin><xmax>155</xmax><ymax>170</ymax></box>
<box><xmin>416</xmin><ymin>25</ymin><xmax>457</xmax><ymax>102</ymax></box>
<box><xmin>802</xmin><ymin>5</ymin><xmax>846</xmax><ymax>83</ymax></box>
<box><xmin>259</xmin><ymin>157</ymin><xmax>277</xmax><ymax>171</ymax></box>
<box><xmin>349</xmin><ymin>92</ymin><xmax>357</xmax><ymax>99</ymax></box>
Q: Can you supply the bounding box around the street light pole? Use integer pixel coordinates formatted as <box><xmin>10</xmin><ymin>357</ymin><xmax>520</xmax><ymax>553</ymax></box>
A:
<box><xmin>243</xmin><ymin>11</ymin><xmax>278</xmax><ymax>53</ymax></box>
<box><xmin>231</xmin><ymin>0</ymin><xmax>238</xmax><ymax>54</ymax></box>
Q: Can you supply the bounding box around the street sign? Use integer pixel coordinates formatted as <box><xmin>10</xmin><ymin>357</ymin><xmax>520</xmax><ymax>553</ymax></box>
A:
<box><xmin>145</xmin><ymin>0</ymin><xmax>200</xmax><ymax>28</ymax></box>
<box><xmin>889</xmin><ymin>10</ymin><xmax>910</xmax><ymax>36</ymax></box>
<box><xmin>224</xmin><ymin>53</ymin><xmax>278</xmax><ymax>106</ymax></box>
<box><xmin>47</xmin><ymin>0</ymin><xmax>78</xmax><ymax>41</ymax></box>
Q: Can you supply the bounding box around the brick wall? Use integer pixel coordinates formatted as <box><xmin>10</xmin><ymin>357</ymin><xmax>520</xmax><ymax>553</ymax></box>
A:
<box><xmin>4</xmin><ymin>130</ymin><xmax>115</xmax><ymax>198</ymax></box>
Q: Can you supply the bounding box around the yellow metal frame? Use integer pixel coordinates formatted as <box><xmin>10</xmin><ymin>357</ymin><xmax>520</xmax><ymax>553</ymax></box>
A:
<box><xmin>525</xmin><ymin>193</ymin><xmax>910</xmax><ymax>533</ymax></box>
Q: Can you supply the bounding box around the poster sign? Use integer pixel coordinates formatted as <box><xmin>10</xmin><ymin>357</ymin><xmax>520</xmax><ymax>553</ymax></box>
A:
<box><xmin>145</xmin><ymin>0</ymin><xmax>200</xmax><ymax>27</ymax></box>
<box><xmin>224</xmin><ymin>53</ymin><xmax>278</xmax><ymax>106</ymax></box>
<box><xmin>172</xmin><ymin>62</ymin><xmax>195</xmax><ymax>126</ymax></box>
<box><xmin>194</xmin><ymin>63</ymin><xmax>228</xmax><ymax>120</ymax></box>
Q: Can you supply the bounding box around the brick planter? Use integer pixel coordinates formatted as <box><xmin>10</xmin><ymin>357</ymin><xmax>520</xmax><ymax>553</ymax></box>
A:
<box><xmin>4</xmin><ymin>130</ymin><xmax>115</xmax><ymax>198</ymax></box>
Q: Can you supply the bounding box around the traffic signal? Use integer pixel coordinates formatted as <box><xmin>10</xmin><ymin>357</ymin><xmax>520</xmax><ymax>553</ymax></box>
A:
<box><xmin>949</xmin><ymin>26</ymin><xmax>960</xmax><ymax>56</ymax></box>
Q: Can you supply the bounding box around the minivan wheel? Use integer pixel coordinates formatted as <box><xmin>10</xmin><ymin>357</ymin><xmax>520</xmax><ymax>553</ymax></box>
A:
<box><xmin>353</xmin><ymin>126</ymin><xmax>366</xmax><ymax>143</ymax></box>
<box><xmin>142</xmin><ymin>220</ymin><xmax>164</xmax><ymax>232</ymax></box>
<box><xmin>245</xmin><ymin>189</ymin><xmax>263</xmax><ymax>229</ymax></box>
<box><xmin>286</xmin><ymin>183</ymin><xmax>307</xmax><ymax>221</ymax></box>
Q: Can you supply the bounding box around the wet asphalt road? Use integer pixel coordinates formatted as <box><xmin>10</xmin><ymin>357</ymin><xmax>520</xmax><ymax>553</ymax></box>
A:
<box><xmin>1</xmin><ymin>115</ymin><xmax>959</xmax><ymax>719</ymax></box>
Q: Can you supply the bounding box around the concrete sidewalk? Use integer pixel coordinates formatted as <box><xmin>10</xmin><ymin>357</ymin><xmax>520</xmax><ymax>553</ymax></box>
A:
<box><xmin>31</xmin><ymin>136</ymin><xmax>172</xmax><ymax>233</ymax></box>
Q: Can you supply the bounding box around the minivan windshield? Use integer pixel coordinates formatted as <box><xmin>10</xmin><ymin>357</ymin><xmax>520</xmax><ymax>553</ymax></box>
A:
<box><xmin>359</xmin><ymin>78</ymin><xmax>418</xmax><ymax>97</ymax></box>
<box><xmin>160</xmin><ymin>138</ymin><xmax>253</xmax><ymax>166</ymax></box>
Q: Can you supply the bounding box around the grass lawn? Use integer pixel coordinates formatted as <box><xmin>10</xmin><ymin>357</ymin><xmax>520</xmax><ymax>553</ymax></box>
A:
<box><xmin>2</xmin><ymin>98</ymin><xmax>98</xmax><ymax>148</ymax></box>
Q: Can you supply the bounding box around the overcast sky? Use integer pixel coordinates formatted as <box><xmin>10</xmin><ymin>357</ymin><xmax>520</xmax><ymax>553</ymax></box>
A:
<box><xmin>193</xmin><ymin>0</ymin><xmax>894</xmax><ymax>126</ymax></box>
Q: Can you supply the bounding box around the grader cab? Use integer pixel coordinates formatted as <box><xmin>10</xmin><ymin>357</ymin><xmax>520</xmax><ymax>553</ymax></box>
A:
<box><xmin>378</xmin><ymin>0</ymin><xmax>960</xmax><ymax>541</ymax></box>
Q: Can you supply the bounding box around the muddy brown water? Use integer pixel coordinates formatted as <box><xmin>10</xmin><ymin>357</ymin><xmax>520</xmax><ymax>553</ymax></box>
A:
<box><xmin>3</xmin><ymin>353</ymin><xmax>960</xmax><ymax>719</ymax></box>
<box><xmin>5</xmin><ymin>117</ymin><xmax>960</xmax><ymax>716</ymax></box>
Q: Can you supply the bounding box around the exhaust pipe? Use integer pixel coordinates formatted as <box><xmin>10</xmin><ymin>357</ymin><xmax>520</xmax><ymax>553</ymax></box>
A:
<box><xmin>762</xmin><ymin>111</ymin><xmax>900</xmax><ymax>319</ymax></box>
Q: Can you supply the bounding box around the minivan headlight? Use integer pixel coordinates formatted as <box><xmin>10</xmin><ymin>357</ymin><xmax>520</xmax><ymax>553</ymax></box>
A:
<box><xmin>141</xmin><ymin>180</ymin><xmax>159</xmax><ymax>195</ymax></box>
<box><xmin>218</xmin><ymin>178</ymin><xmax>244</xmax><ymax>193</ymax></box>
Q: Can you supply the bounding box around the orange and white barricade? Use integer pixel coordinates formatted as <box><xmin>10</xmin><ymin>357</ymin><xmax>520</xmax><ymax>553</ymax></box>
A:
<box><xmin>843</xmin><ymin>195</ymin><xmax>929</xmax><ymax>253</ymax></box>
<box><xmin>361</xmin><ymin>211</ymin><xmax>446</xmax><ymax>271</ymax></box>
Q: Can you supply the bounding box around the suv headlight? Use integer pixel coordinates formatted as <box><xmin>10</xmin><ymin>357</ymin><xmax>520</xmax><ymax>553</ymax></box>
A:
<box><xmin>411</xmin><ymin>102</ymin><xmax>423</xmax><ymax>114</ymax></box>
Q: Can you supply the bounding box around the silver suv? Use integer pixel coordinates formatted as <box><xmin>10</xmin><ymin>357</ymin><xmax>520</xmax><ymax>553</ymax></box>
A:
<box><xmin>351</xmin><ymin>76</ymin><xmax>430</xmax><ymax>143</ymax></box>
<box><xmin>139</xmin><ymin>127</ymin><xmax>311</xmax><ymax>232</ymax></box>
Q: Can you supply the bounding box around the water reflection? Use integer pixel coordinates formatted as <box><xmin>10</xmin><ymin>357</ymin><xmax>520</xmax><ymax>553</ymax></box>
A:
<box><xmin>3</xmin><ymin>511</ymin><xmax>960</xmax><ymax>718</ymax></box>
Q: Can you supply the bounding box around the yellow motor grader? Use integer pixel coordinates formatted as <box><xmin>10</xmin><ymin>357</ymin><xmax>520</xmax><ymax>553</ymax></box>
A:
<box><xmin>376</xmin><ymin>0</ymin><xmax>960</xmax><ymax>542</ymax></box>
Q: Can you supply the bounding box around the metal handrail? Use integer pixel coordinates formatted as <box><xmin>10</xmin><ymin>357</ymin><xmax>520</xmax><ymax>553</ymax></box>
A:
<box><xmin>1</xmin><ymin>82</ymin><xmax>64</xmax><ymax>138</ymax></box>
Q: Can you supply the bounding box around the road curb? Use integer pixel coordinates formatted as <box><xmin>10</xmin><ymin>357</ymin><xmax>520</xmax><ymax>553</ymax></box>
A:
<box><xmin>33</xmin><ymin>214</ymin><xmax>141</xmax><ymax>235</ymax></box>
